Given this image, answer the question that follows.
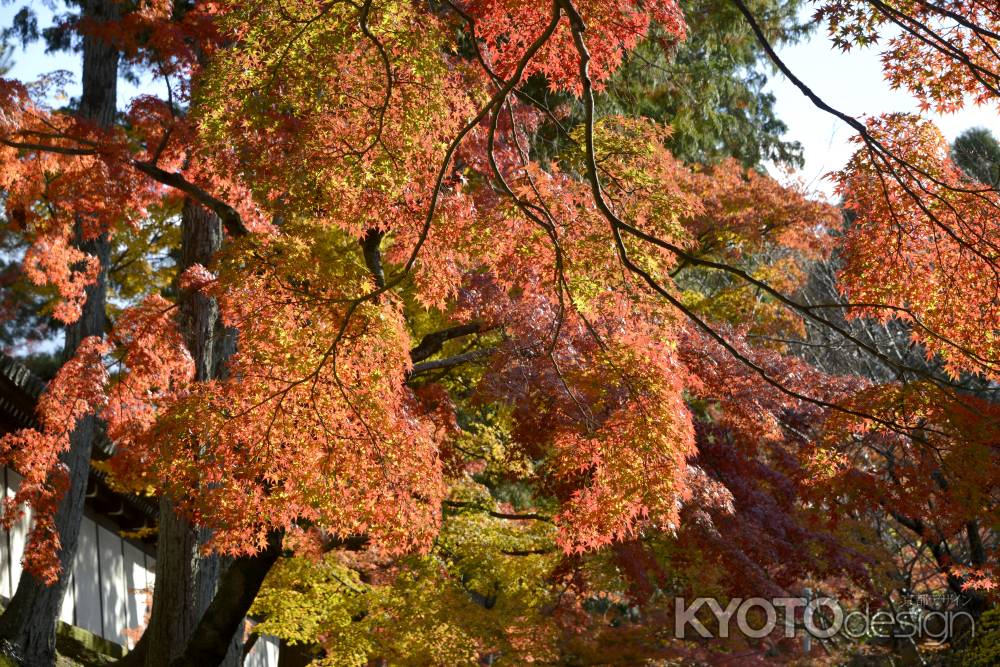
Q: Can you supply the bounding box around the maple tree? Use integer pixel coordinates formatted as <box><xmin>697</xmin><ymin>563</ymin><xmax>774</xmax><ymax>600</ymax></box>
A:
<box><xmin>0</xmin><ymin>0</ymin><xmax>994</xmax><ymax>665</ymax></box>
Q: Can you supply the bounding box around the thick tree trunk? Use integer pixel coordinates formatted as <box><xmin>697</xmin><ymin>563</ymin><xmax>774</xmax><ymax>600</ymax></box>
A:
<box><xmin>135</xmin><ymin>507</ymin><xmax>244</xmax><ymax>667</ymax></box>
<box><xmin>178</xmin><ymin>199</ymin><xmax>234</xmax><ymax>385</ymax></box>
<box><xmin>123</xmin><ymin>200</ymin><xmax>243</xmax><ymax>667</ymax></box>
<box><xmin>168</xmin><ymin>531</ymin><xmax>283</xmax><ymax>667</ymax></box>
<box><xmin>0</xmin><ymin>2</ymin><xmax>118</xmax><ymax>664</ymax></box>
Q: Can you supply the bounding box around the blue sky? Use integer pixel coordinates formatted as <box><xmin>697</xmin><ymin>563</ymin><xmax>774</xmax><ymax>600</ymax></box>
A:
<box><xmin>766</xmin><ymin>19</ymin><xmax>998</xmax><ymax>198</ymax></box>
<box><xmin>1</xmin><ymin>3</ymin><xmax>996</xmax><ymax>202</ymax></box>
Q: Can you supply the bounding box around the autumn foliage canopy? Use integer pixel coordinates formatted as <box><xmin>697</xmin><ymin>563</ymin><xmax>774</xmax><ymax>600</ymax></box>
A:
<box><xmin>0</xmin><ymin>0</ymin><xmax>997</xmax><ymax>663</ymax></box>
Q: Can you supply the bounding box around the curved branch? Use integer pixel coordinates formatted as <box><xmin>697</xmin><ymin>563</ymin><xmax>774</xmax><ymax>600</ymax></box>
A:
<box><xmin>409</xmin><ymin>348</ymin><xmax>494</xmax><ymax>377</ymax></box>
<box><xmin>409</xmin><ymin>322</ymin><xmax>482</xmax><ymax>363</ymax></box>
<box><xmin>130</xmin><ymin>160</ymin><xmax>250</xmax><ymax>238</ymax></box>
<box><xmin>443</xmin><ymin>500</ymin><xmax>553</xmax><ymax>523</ymax></box>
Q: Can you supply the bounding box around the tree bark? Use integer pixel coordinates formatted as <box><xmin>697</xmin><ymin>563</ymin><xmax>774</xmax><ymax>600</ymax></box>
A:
<box><xmin>126</xmin><ymin>200</ymin><xmax>243</xmax><ymax>667</ymax></box>
<box><xmin>168</xmin><ymin>531</ymin><xmax>283</xmax><ymax>667</ymax></box>
<box><xmin>0</xmin><ymin>1</ymin><xmax>118</xmax><ymax>664</ymax></box>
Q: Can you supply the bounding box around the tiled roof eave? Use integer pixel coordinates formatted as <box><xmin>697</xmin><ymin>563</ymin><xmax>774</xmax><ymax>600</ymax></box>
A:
<box><xmin>0</xmin><ymin>355</ymin><xmax>159</xmax><ymax>526</ymax></box>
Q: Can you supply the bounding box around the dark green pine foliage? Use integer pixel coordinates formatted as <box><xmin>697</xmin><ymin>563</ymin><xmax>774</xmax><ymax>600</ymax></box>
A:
<box><xmin>952</xmin><ymin>127</ymin><xmax>1000</xmax><ymax>189</ymax></box>
<box><xmin>530</xmin><ymin>0</ymin><xmax>809</xmax><ymax>169</ymax></box>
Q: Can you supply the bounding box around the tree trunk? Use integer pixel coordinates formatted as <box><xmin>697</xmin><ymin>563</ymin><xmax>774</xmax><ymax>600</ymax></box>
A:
<box><xmin>168</xmin><ymin>532</ymin><xmax>283</xmax><ymax>667</ymax></box>
<box><xmin>0</xmin><ymin>1</ymin><xmax>118</xmax><ymax>664</ymax></box>
<box><xmin>123</xmin><ymin>200</ymin><xmax>243</xmax><ymax>667</ymax></box>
